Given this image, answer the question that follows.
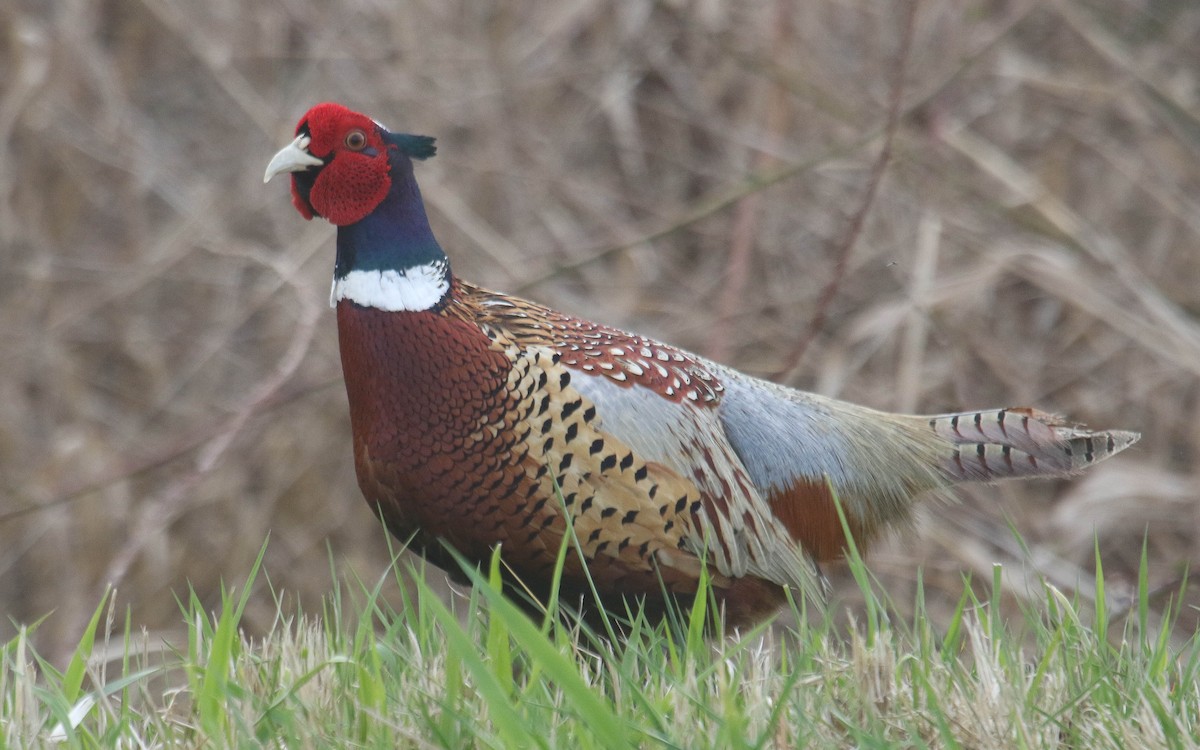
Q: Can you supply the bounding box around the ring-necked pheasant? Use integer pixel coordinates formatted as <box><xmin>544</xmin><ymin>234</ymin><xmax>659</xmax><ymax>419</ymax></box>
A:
<box><xmin>266</xmin><ymin>102</ymin><xmax>1139</xmax><ymax>626</ymax></box>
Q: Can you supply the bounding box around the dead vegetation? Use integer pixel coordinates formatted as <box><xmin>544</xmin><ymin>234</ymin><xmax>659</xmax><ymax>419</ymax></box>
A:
<box><xmin>1</xmin><ymin>0</ymin><xmax>1197</xmax><ymax>659</ymax></box>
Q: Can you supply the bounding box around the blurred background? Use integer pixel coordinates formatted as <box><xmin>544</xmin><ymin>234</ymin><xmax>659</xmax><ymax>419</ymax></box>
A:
<box><xmin>3</xmin><ymin>0</ymin><xmax>1197</xmax><ymax>661</ymax></box>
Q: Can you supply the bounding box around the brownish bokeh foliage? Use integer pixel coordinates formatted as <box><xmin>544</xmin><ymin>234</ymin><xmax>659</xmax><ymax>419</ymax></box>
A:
<box><xmin>3</xmin><ymin>1</ymin><xmax>1197</xmax><ymax>660</ymax></box>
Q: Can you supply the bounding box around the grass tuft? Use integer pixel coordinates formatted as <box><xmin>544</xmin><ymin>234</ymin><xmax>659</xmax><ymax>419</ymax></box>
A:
<box><xmin>2</xmin><ymin>535</ymin><xmax>1198</xmax><ymax>747</ymax></box>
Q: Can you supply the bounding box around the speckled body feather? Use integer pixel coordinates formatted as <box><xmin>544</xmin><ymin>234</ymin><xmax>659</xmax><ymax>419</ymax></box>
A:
<box><xmin>267</xmin><ymin>103</ymin><xmax>1140</xmax><ymax>626</ymax></box>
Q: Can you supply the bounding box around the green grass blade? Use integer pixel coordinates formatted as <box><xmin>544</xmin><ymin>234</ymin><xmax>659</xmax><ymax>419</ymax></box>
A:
<box><xmin>415</xmin><ymin>574</ymin><xmax>543</xmax><ymax>750</ymax></box>
<box><xmin>1092</xmin><ymin>536</ymin><xmax>1107</xmax><ymax>647</ymax></box>
<box><xmin>197</xmin><ymin>537</ymin><xmax>268</xmax><ymax>739</ymax></box>
<box><xmin>830</xmin><ymin>482</ymin><xmax>878</xmax><ymax>645</ymax></box>
<box><xmin>1138</xmin><ymin>533</ymin><xmax>1150</xmax><ymax>642</ymax></box>
<box><xmin>485</xmin><ymin>547</ymin><xmax>515</xmax><ymax>697</ymax></box>
<box><xmin>61</xmin><ymin>586</ymin><xmax>110</xmax><ymax>705</ymax></box>
<box><xmin>446</xmin><ymin>548</ymin><xmax>635</xmax><ymax>750</ymax></box>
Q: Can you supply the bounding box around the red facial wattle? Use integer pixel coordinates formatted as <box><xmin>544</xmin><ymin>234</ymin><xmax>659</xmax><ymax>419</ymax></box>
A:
<box><xmin>307</xmin><ymin>151</ymin><xmax>392</xmax><ymax>225</ymax></box>
<box><xmin>292</xmin><ymin>102</ymin><xmax>393</xmax><ymax>226</ymax></box>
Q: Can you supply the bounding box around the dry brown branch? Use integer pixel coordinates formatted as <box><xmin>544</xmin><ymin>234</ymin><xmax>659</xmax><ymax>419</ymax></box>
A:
<box><xmin>768</xmin><ymin>0</ymin><xmax>919</xmax><ymax>382</ymax></box>
<box><xmin>706</xmin><ymin>0</ymin><xmax>795</xmax><ymax>363</ymax></box>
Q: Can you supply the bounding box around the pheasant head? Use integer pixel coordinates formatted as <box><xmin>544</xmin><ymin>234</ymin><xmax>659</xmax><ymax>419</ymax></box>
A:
<box><xmin>265</xmin><ymin>102</ymin><xmax>448</xmax><ymax>312</ymax></box>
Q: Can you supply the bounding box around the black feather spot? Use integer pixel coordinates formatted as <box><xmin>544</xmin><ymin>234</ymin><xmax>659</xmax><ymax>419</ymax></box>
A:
<box><xmin>587</xmin><ymin>529</ymin><xmax>602</xmax><ymax>543</ymax></box>
<box><xmin>562</xmin><ymin>399</ymin><xmax>582</xmax><ymax>418</ymax></box>
<box><xmin>634</xmin><ymin>465</ymin><xmax>648</xmax><ymax>482</ymax></box>
<box><xmin>621</xmin><ymin>510</ymin><xmax>638</xmax><ymax>524</ymax></box>
<box><xmin>580</xmin><ymin>496</ymin><xmax>594</xmax><ymax>513</ymax></box>
<box><xmin>600</xmin><ymin>507</ymin><xmax>617</xmax><ymax>519</ymax></box>
<box><xmin>565</xmin><ymin>423</ymin><xmax>578</xmax><ymax>442</ymax></box>
<box><xmin>583</xmin><ymin>405</ymin><xmax>597</xmax><ymax>422</ymax></box>
<box><xmin>620</xmin><ymin>453</ymin><xmax>634</xmax><ymax>471</ymax></box>
<box><xmin>589</xmin><ymin>439</ymin><xmax>605</xmax><ymax>455</ymax></box>
<box><xmin>537</xmin><ymin>395</ymin><xmax>551</xmax><ymax>416</ymax></box>
<box><xmin>674</xmin><ymin>496</ymin><xmax>688</xmax><ymax>514</ymax></box>
<box><xmin>559</xmin><ymin>372</ymin><xmax>570</xmax><ymax>389</ymax></box>
<box><xmin>559</xmin><ymin>454</ymin><xmax>573</xmax><ymax>471</ymax></box>
<box><xmin>599</xmin><ymin>455</ymin><xmax>617</xmax><ymax>472</ymax></box>
<box><xmin>594</xmin><ymin>541</ymin><xmax>610</xmax><ymax>555</ymax></box>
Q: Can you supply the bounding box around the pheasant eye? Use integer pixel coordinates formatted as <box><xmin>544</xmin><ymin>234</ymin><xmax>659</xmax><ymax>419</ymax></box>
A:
<box><xmin>344</xmin><ymin>130</ymin><xmax>367</xmax><ymax>150</ymax></box>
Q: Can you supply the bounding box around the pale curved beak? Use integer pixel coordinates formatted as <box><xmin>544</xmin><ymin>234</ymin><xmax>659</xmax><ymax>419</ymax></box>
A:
<box><xmin>263</xmin><ymin>134</ymin><xmax>324</xmax><ymax>183</ymax></box>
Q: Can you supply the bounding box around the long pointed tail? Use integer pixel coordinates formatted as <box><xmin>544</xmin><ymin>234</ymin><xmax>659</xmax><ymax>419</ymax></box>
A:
<box><xmin>927</xmin><ymin>407</ymin><xmax>1139</xmax><ymax>483</ymax></box>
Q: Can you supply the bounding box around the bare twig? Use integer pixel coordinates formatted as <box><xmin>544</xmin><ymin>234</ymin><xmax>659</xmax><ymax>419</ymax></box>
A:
<box><xmin>509</xmin><ymin>3</ymin><xmax>1036</xmax><ymax>296</ymax></box>
<box><xmin>768</xmin><ymin>0</ymin><xmax>920</xmax><ymax>382</ymax></box>
<box><xmin>102</xmin><ymin>287</ymin><xmax>322</xmax><ymax>585</ymax></box>
<box><xmin>706</xmin><ymin>1</ymin><xmax>795</xmax><ymax>363</ymax></box>
<box><xmin>938</xmin><ymin>122</ymin><xmax>1200</xmax><ymax>373</ymax></box>
<box><xmin>0</xmin><ymin>376</ymin><xmax>338</xmax><ymax>526</ymax></box>
<box><xmin>895</xmin><ymin>211</ymin><xmax>941</xmax><ymax>412</ymax></box>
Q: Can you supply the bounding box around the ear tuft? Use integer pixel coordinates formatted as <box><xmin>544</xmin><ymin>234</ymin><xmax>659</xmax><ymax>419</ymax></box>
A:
<box><xmin>390</xmin><ymin>133</ymin><xmax>437</xmax><ymax>160</ymax></box>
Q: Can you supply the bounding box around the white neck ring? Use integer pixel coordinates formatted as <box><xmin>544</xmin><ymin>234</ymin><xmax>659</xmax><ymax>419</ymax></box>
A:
<box><xmin>330</xmin><ymin>261</ymin><xmax>449</xmax><ymax>312</ymax></box>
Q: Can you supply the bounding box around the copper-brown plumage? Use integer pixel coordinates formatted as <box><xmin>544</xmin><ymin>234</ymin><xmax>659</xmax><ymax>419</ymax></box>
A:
<box><xmin>266</xmin><ymin>102</ymin><xmax>1140</xmax><ymax>626</ymax></box>
<box><xmin>338</xmin><ymin>284</ymin><xmax>715</xmax><ymax>607</ymax></box>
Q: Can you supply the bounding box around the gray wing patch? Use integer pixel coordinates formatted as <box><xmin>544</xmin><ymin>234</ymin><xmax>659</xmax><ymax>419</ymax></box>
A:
<box><xmin>716</xmin><ymin>377</ymin><xmax>860</xmax><ymax>492</ymax></box>
<box><xmin>568</xmin><ymin>367</ymin><xmax>817</xmax><ymax>590</ymax></box>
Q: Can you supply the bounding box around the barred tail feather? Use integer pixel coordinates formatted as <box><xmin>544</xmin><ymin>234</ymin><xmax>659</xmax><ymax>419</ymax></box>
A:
<box><xmin>927</xmin><ymin>407</ymin><xmax>1139</xmax><ymax>482</ymax></box>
